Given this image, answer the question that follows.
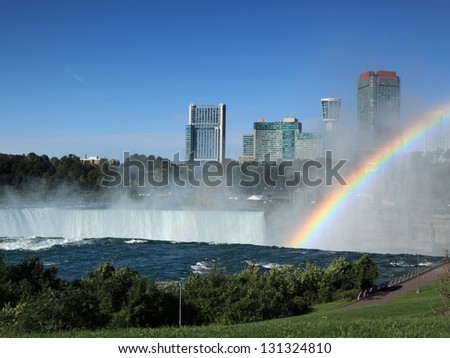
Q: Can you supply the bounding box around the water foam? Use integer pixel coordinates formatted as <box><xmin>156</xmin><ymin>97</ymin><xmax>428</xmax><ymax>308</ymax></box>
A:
<box><xmin>0</xmin><ymin>208</ymin><xmax>266</xmax><ymax>250</ymax></box>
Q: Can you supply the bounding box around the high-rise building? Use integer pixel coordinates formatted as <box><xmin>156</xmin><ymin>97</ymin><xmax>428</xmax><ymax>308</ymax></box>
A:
<box><xmin>239</xmin><ymin>133</ymin><xmax>255</xmax><ymax>164</ymax></box>
<box><xmin>185</xmin><ymin>103</ymin><xmax>226</xmax><ymax>162</ymax></box>
<box><xmin>358</xmin><ymin>70</ymin><xmax>400</xmax><ymax>147</ymax></box>
<box><xmin>321</xmin><ymin>98</ymin><xmax>341</xmax><ymax>132</ymax></box>
<box><xmin>295</xmin><ymin>132</ymin><xmax>324</xmax><ymax>160</ymax></box>
<box><xmin>253</xmin><ymin>118</ymin><xmax>302</xmax><ymax>161</ymax></box>
<box><xmin>242</xmin><ymin>133</ymin><xmax>254</xmax><ymax>157</ymax></box>
<box><xmin>423</xmin><ymin>110</ymin><xmax>450</xmax><ymax>154</ymax></box>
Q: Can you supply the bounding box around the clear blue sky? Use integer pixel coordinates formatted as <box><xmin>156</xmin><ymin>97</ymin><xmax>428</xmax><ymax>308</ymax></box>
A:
<box><xmin>1</xmin><ymin>0</ymin><xmax>450</xmax><ymax>160</ymax></box>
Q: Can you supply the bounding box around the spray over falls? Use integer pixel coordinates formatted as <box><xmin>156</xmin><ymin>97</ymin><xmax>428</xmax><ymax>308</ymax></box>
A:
<box><xmin>0</xmin><ymin>207</ymin><xmax>266</xmax><ymax>250</ymax></box>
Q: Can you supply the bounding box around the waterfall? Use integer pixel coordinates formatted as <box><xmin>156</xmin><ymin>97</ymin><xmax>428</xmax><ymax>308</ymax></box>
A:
<box><xmin>0</xmin><ymin>208</ymin><xmax>266</xmax><ymax>248</ymax></box>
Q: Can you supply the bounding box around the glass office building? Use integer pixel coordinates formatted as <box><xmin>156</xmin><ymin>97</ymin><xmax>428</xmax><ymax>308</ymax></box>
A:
<box><xmin>295</xmin><ymin>132</ymin><xmax>324</xmax><ymax>160</ymax></box>
<box><xmin>423</xmin><ymin>110</ymin><xmax>449</xmax><ymax>153</ymax></box>
<box><xmin>358</xmin><ymin>71</ymin><xmax>400</xmax><ymax>148</ymax></box>
<box><xmin>253</xmin><ymin>118</ymin><xmax>302</xmax><ymax>161</ymax></box>
<box><xmin>242</xmin><ymin>133</ymin><xmax>255</xmax><ymax>157</ymax></box>
<box><xmin>185</xmin><ymin>103</ymin><xmax>226</xmax><ymax>162</ymax></box>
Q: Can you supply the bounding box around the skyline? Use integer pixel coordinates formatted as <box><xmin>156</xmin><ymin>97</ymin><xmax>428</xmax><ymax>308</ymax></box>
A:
<box><xmin>1</xmin><ymin>0</ymin><xmax>450</xmax><ymax>160</ymax></box>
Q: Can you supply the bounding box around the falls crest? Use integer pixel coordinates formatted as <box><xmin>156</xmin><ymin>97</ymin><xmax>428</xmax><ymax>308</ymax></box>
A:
<box><xmin>0</xmin><ymin>208</ymin><xmax>266</xmax><ymax>245</ymax></box>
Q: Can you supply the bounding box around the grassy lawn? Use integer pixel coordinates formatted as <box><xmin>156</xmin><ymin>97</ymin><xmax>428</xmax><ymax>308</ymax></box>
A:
<box><xmin>4</xmin><ymin>282</ymin><xmax>449</xmax><ymax>338</ymax></box>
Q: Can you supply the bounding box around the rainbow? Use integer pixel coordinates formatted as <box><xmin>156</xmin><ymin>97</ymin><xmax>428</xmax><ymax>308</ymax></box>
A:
<box><xmin>287</xmin><ymin>107</ymin><xmax>450</xmax><ymax>248</ymax></box>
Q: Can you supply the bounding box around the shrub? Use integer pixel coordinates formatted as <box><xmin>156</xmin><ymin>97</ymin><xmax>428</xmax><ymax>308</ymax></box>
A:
<box><xmin>434</xmin><ymin>266</ymin><xmax>450</xmax><ymax>315</ymax></box>
<box><xmin>352</xmin><ymin>254</ymin><xmax>378</xmax><ymax>290</ymax></box>
<box><xmin>318</xmin><ymin>257</ymin><xmax>353</xmax><ymax>301</ymax></box>
<box><xmin>11</xmin><ymin>287</ymin><xmax>104</xmax><ymax>333</ymax></box>
<box><xmin>0</xmin><ymin>254</ymin><xmax>381</xmax><ymax>334</ymax></box>
<box><xmin>183</xmin><ymin>268</ymin><xmax>230</xmax><ymax>324</ymax></box>
<box><xmin>82</xmin><ymin>263</ymin><xmax>178</xmax><ymax>328</ymax></box>
<box><xmin>300</xmin><ymin>262</ymin><xmax>323</xmax><ymax>304</ymax></box>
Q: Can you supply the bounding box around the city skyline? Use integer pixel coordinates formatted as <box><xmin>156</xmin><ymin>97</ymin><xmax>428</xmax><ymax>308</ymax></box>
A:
<box><xmin>1</xmin><ymin>0</ymin><xmax>450</xmax><ymax>160</ymax></box>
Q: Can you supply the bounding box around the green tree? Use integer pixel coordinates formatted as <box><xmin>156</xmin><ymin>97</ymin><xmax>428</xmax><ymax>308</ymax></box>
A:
<box><xmin>319</xmin><ymin>257</ymin><xmax>353</xmax><ymax>301</ymax></box>
<box><xmin>301</xmin><ymin>262</ymin><xmax>323</xmax><ymax>304</ymax></box>
<box><xmin>352</xmin><ymin>254</ymin><xmax>378</xmax><ymax>290</ymax></box>
<box><xmin>11</xmin><ymin>286</ymin><xmax>104</xmax><ymax>333</ymax></box>
<box><xmin>183</xmin><ymin>268</ymin><xmax>230</xmax><ymax>324</ymax></box>
<box><xmin>8</xmin><ymin>256</ymin><xmax>62</xmax><ymax>303</ymax></box>
<box><xmin>82</xmin><ymin>263</ymin><xmax>177</xmax><ymax>328</ymax></box>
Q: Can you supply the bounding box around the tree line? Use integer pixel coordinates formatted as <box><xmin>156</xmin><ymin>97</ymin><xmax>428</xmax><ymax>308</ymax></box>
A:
<box><xmin>0</xmin><ymin>255</ymin><xmax>378</xmax><ymax>334</ymax></box>
<box><xmin>0</xmin><ymin>153</ymin><xmax>108</xmax><ymax>201</ymax></box>
<box><xmin>2</xmin><ymin>151</ymin><xmax>450</xmax><ymax>208</ymax></box>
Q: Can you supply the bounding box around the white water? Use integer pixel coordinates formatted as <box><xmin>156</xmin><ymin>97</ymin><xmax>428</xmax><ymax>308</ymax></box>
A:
<box><xmin>0</xmin><ymin>208</ymin><xmax>266</xmax><ymax>250</ymax></box>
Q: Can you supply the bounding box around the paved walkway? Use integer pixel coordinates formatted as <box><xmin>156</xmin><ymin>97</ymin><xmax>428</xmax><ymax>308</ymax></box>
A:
<box><xmin>337</xmin><ymin>261</ymin><xmax>450</xmax><ymax>311</ymax></box>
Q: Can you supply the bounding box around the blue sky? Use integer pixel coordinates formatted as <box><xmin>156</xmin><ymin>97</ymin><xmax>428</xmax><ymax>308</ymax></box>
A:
<box><xmin>1</xmin><ymin>0</ymin><xmax>450</xmax><ymax>160</ymax></box>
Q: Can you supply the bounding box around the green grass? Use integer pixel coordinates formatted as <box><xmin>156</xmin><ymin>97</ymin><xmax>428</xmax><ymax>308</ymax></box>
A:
<box><xmin>4</xmin><ymin>282</ymin><xmax>449</xmax><ymax>338</ymax></box>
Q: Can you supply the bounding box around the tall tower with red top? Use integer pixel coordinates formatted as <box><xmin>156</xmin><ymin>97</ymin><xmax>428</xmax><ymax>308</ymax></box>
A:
<box><xmin>358</xmin><ymin>70</ymin><xmax>400</xmax><ymax>148</ymax></box>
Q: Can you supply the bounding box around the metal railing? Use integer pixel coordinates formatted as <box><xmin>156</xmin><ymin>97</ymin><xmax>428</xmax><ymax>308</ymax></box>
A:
<box><xmin>357</xmin><ymin>257</ymin><xmax>448</xmax><ymax>300</ymax></box>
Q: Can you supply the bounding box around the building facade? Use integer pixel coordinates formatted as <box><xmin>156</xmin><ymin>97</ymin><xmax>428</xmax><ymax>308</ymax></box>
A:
<box><xmin>239</xmin><ymin>133</ymin><xmax>255</xmax><ymax>164</ymax></box>
<box><xmin>358</xmin><ymin>71</ymin><xmax>400</xmax><ymax>148</ymax></box>
<box><xmin>253</xmin><ymin>118</ymin><xmax>302</xmax><ymax>161</ymax></box>
<box><xmin>423</xmin><ymin>110</ymin><xmax>450</xmax><ymax>154</ymax></box>
<box><xmin>295</xmin><ymin>132</ymin><xmax>324</xmax><ymax>160</ymax></box>
<box><xmin>185</xmin><ymin>103</ymin><xmax>226</xmax><ymax>162</ymax></box>
<box><xmin>242</xmin><ymin>133</ymin><xmax>255</xmax><ymax>157</ymax></box>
